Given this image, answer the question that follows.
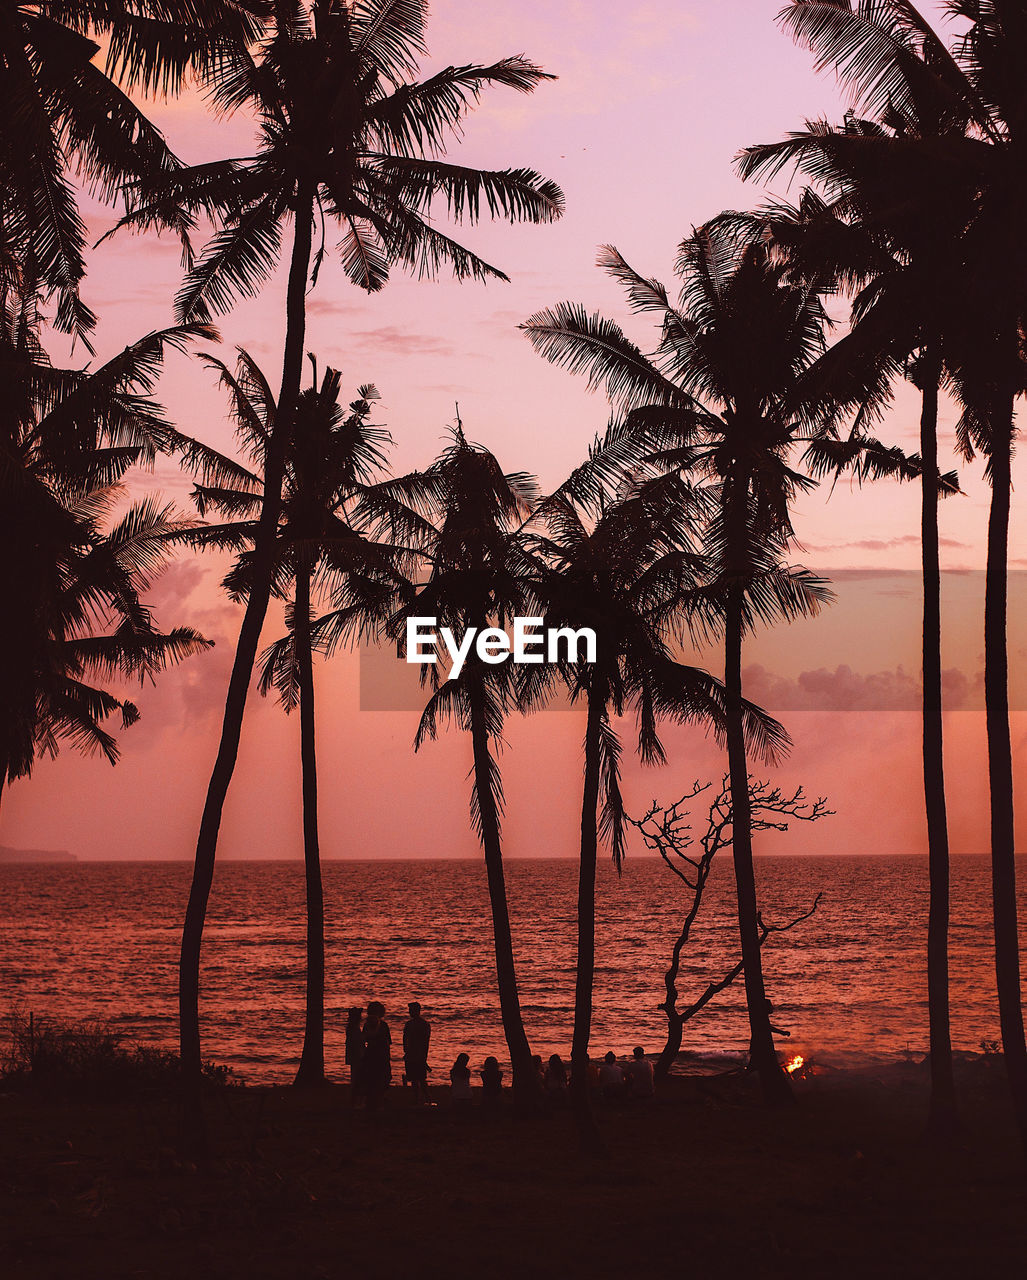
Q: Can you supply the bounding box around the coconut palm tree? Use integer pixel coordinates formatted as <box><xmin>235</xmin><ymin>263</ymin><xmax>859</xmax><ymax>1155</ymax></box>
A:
<box><xmin>738</xmin><ymin>109</ymin><xmax>972</xmax><ymax>1134</ymax></box>
<box><xmin>758</xmin><ymin>0</ymin><xmax>1027</xmax><ymax>1150</ymax></box>
<box><xmin>523</xmin><ymin>223</ymin><xmax>840</xmax><ymax>1105</ymax></box>
<box><xmin>109</xmin><ymin>0</ymin><xmax>564</xmax><ymax>1108</ymax></box>
<box><xmin>0</xmin><ymin>0</ymin><xmax>262</xmax><ymax>344</ymax></box>
<box><xmin>259</xmin><ymin>370</ymin><xmax>402</xmax><ymax>1088</ymax></box>
<box><xmin>173</xmin><ymin>349</ymin><xmax>404</xmax><ymax>1086</ymax></box>
<box><xmin>0</xmin><ymin>279</ymin><xmax>216</xmax><ymax>802</ymax></box>
<box><xmin>523</xmin><ymin>467</ymin><xmax>789</xmax><ymax>1148</ymax></box>
<box><xmin>0</xmin><ymin>484</ymin><xmax>213</xmax><ymax>809</ymax></box>
<box><xmin>375</xmin><ymin>427</ymin><xmax>544</xmax><ymax>1106</ymax></box>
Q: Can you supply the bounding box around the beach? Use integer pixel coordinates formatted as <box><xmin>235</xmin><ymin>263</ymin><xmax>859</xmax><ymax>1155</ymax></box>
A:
<box><xmin>3</xmin><ymin>1058</ymin><xmax>1023</xmax><ymax>1279</ymax></box>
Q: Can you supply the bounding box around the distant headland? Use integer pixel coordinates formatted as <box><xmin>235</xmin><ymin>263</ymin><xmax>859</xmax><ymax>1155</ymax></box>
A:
<box><xmin>0</xmin><ymin>845</ymin><xmax>76</xmax><ymax>863</ymax></box>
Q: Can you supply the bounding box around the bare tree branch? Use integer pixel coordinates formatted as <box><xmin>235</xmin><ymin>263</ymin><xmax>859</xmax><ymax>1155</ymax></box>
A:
<box><xmin>628</xmin><ymin>775</ymin><xmax>831</xmax><ymax>1077</ymax></box>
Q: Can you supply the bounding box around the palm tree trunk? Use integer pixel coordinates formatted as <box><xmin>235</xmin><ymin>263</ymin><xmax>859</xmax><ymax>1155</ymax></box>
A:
<box><xmin>293</xmin><ymin>564</ymin><xmax>326</xmax><ymax>1088</ymax></box>
<box><xmin>178</xmin><ymin>183</ymin><xmax>316</xmax><ymax>1150</ymax></box>
<box><xmin>920</xmin><ymin>353</ymin><xmax>957</xmax><ymax>1136</ymax></box>
<box><xmin>985</xmin><ymin>384</ymin><xmax>1027</xmax><ymax>1156</ymax></box>
<box><xmin>571</xmin><ymin>683</ymin><xmax>604</xmax><ymax>1153</ymax></box>
<box><xmin>466</xmin><ymin>668</ymin><xmax>539</xmax><ymax>1108</ymax></box>
<box><xmin>725</xmin><ymin>587</ymin><xmax>792</xmax><ymax>1106</ymax></box>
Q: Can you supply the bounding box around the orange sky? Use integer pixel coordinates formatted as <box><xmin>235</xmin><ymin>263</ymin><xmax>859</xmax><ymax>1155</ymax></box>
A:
<box><xmin>4</xmin><ymin>0</ymin><xmax>1025</xmax><ymax>860</ymax></box>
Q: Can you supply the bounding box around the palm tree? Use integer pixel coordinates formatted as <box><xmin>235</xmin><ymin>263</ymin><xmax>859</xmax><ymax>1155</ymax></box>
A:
<box><xmin>523</xmin><ymin>224</ymin><xmax>839</xmax><ymax>1105</ymax></box>
<box><xmin>523</xmin><ymin>468</ymin><xmax>788</xmax><ymax>1148</ymax></box>
<box><xmin>739</xmin><ymin>108</ymin><xmax>972</xmax><ymax>1135</ymax></box>
<box><xmin>756</xmin><ymin>0</ymin><xmax>1027</xmax><ymax>1149</ymax></box>
<box><xmin>174</xmin><ymin>349</ymin><xmax>403</xmax><ymax>1086</ymax></box>
<box><xmin>110</xmin><ymin>0</ymin><xmax>564</xmax><ymax>1110</ymax></box>
<box><xmin>0</xmin><ymin>280</ymin><xmax>216</xmax><ymax>804</ymax></box>
<box><xmin>0</xmin><ymin>486</ymin><xmax>213</xmax><ymax>808</ymax></box>
<box><xmin>0</xmin><ymin>0</ymin><xmax>261</xmax><ymax>344</ymax></box>
<box><xmin>382</xmin><ymin>426</ymin><xmax>543</xmax><ymax>1107</ymax></box>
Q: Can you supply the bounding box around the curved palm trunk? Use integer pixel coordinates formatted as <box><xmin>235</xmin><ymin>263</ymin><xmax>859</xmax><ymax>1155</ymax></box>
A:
<box><xmin>466</xmin><ymin>667</ymin><xmax>539</xmax><ymax>1108</ymax></box>
<box><xmin>293</xmin><ymin>565</ymin><xmax>326</xmax><ymax>1087</ymax></box>
<box><xmin>571</xmin><ymin>683</ymin><xmax>604</xmax><ymax>1153</ymax></box>
<box><xmin>920</xmin><ymin>355</ymin><xmax>957</xmax><ymax>1136</ymax></box>
<box><xmin>985</xmin><ymin>386</ymin><xmax>1027</xmax><ymax>1156</ymax></box>
<box><xmin>725</xmin><ymin>588</ymin><xmax>792</xmax><ymax>1106</ymax></box>
<box><xmin>179</xmin><ymin>185</ymin><xmax>316</xmax><ymax>1150</ymax></box>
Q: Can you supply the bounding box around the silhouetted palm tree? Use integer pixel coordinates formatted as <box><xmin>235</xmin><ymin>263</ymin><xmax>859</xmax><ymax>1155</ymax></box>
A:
<box><xmin>110</xmin><ymin>0</ymin><xmax>564</xmax><ymax>1112</ymax></box>
<box><xmin>523</xmin><ymin>223</ymin><xmax>837</xmax><ymax>1105</ymax></box>
<box><xmin>0</xmin><ymin>486</ymin><xmax>212</xmax><ymax>809</ymax></box>
<box><xmin>740</xmin><ymin>93</ymin><xmax>972</xmax><ymax>1134</ymax></box>
<box><xmin>0</xmin><ymin>280</ymin><xmax>215</xmax><ymax>804</ymax></box>
<box><xmin>523</xmin><ymin>467</ymin><xmax>787</xmax><ymax>1148</ymax></box>
<box><xmin>762</xmin><ymin>0</ymin><xmax>1027</xmax><ymax>1150</ymax></box>
<box><xmin>172</xmin><ymin>350</ymin><xmax>403</xmax><ymax>1086</ymax></box>
<box><xmin>0</xmin><ymin>0</ymin><xmax>261</xmax><ymax>344</ymax></box>
<box><xmin>385</xmin><ymin>427</ymin><xmax>543</xmax><ymax>1107</ymax></box>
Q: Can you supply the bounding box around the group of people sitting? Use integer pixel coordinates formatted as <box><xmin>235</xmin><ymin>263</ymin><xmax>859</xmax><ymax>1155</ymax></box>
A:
<box><xmin>344</xmin><ymin>1000</ymin><xmax>656</xmax><ymax>1108</ymax></box>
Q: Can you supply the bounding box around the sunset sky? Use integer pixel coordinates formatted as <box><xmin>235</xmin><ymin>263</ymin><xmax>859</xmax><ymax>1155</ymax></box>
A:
<box><xmin>4</xmin><ymin>0</ymin><xmax>1025</xmax><ymax>861</ymax></box>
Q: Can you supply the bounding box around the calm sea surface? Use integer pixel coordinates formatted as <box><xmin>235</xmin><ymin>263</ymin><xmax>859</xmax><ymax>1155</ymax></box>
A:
<box><xmin>1</xmin><ymin>856</ymin><xmax>1024</xmax><ymax>1081</ymax></box>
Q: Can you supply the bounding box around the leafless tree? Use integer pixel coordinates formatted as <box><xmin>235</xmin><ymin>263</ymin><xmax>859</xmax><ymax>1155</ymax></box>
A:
<box><xmin>630</xmin><ymin>777</ymin><xmax>830</xmax><ymax>1078</ymax></box>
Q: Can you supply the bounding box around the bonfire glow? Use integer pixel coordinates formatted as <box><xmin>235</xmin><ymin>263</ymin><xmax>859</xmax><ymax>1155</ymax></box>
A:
<box><xmin>785</xmin><ymin>1054</ymin><xmax>806</xmax><ymax>1074</ymax></box>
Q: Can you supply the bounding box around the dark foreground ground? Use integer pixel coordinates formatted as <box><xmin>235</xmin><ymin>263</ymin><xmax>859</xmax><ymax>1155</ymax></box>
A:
<box><xmin>2</xmin><ymin>1060</ymin><xmax>1025</xmax><ymax>1280</ymax></box>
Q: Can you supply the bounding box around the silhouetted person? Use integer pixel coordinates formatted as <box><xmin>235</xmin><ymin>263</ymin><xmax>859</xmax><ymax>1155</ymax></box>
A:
<box><xmin>544</xmin><ymin>1053</ymin><xmax>568</xmax><ymax>1103</ymax></box>
<box><xmin>362</xmin><ymin>1000</ymin><xmax>391</xmax><ymax>1111</ymax></box>
<box><xmin>532</xmin><ymin>1054</ymin><xmax>546</xmax><ymax>1091</ymax></box>
<box><xmin>345</xmin><ymin>1006</ymin><xmax>364</xmax><ymax>1107</ymax></box>
<box><xmin>480</xmin><ymin>1055</ymin><xmax>503</xmax><ymax>1104</ymax></box>
<box><xmin>599</xmin><ymin>1050</ymin><xmax>626</xmax><ymax>1100</ymax></box>
<box><xmin>403</xmin><ymin>1001</ymin><xmax>431</xmax><ymax>1105</ymax></box>
<box><xmin>627</xmin><ymin>1046</ymin><xmax>655</xmax><ymax>1098</ymax></box>
<box><xmin>747</xmin><ymin>999</ymin><xmax>790</xmax><ymax>1071</ymax></box>
<box><xmin>450</xmin><ymin>1052</ymin><xmax>472</xmax><ymax>1103</ymax></box>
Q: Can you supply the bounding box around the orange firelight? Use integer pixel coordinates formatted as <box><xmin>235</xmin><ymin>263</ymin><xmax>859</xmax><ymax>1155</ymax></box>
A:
<box><xmin>785</xmin><ymin>1054</ymin><xmax>805</xmax><ymax>1074</ymax></box>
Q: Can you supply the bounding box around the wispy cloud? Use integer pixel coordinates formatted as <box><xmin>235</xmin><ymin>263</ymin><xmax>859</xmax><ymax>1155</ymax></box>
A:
<box><xmin>348</xmin><ymin>327</ymin><xmax>458</xmax><ymax>357</ymax></box>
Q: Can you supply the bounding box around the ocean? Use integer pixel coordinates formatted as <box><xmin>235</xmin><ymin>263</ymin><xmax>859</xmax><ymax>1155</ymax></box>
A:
<box><xmin>1</xmin><ymin>855</ymin><xmax>1022</xmax><ymax>1082</ymax></box>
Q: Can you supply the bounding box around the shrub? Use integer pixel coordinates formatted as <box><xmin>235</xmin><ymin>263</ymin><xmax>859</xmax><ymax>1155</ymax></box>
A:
<box><xmin>0</xmin><ymin>1009</ymin><xmax>238</xmax><ymax>1099</ymax></box>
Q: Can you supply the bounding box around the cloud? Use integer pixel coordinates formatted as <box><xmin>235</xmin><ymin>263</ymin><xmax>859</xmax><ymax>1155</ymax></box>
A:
<box><xmin>808</xmin><ymin>533</ymin><xmax>968</xmax><ymax>554</ymax></box>
<box><xmin>742</xmin><ymin>662</ymin><xmax>980</xmax><ymax>711</ymax></box>
<box><xmin>348</xmin><ymin>327</ymin><xmax>457</xmax><ymax>357</ymax></box>
<box><xmin>484</xmin><ymin>306</ymin><xmax>535</xmax><ymax>332</ymax></box>
<box><xmin>148</xmin><ymin>558</ymin><xmax>207</xmax><ymax>617</ymax></box>
<box><xmin>108</xmin><ymin>559</ymin><xmax>273</xmax><ymax>743</ymax></box>
<box><xmin>306</xmin><ymin>295</ymin><xmax>364</xmax><ymax>320</ymax></box>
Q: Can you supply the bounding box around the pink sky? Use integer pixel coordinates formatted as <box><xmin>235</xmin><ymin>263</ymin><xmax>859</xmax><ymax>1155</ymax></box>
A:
<box><xmin>4</xmin><ymin>0</ymin><xmax>1025</xmax><ymax>860</ymax></box>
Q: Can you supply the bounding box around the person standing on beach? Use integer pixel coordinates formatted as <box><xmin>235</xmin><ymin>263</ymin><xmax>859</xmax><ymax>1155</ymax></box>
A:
<box><xmin>362</xmin><ymin>1001</ymin><xmax>392</xmax><ymax>1111</ymax></box>
<box><xmin>402</xmin><ymin>1001</ymin><xmax>431</xmax><ymax>1106</ymax></box>
<box><xmin>345</xmin><ymin>1007</ymin><xmax>364</xmax><ymax>1106</ymax></box>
